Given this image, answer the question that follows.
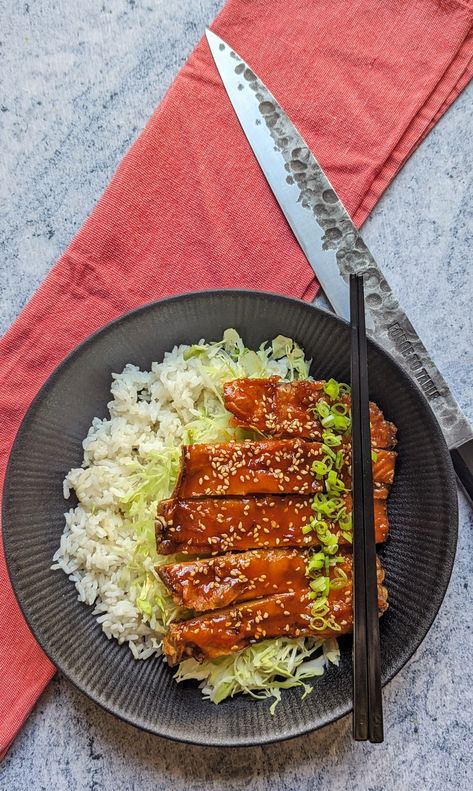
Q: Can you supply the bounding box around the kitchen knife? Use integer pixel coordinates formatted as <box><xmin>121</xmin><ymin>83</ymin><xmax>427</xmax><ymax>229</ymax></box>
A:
<box><xmin>206</xmin><ymin>28</ymin><xmax>473</xmax><ymax>503</ymax></box>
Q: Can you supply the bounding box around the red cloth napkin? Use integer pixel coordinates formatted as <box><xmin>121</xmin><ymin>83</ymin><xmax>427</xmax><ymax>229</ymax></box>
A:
<box><xmin>2</xmin><ymin>0</ymin><xmax>473</xmax><ymax>759</ymax></box>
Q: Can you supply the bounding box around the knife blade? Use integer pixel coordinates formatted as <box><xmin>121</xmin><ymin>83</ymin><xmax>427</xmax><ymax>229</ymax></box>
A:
<box><xmin>206</xmin><ymin>29</ymin><xmax>473</xmax><ymax>502</ymax></box>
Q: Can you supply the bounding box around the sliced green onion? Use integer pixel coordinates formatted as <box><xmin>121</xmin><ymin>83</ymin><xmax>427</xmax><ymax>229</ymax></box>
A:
<box><xmin>312</xmin><ymin>459</ymin><xmax>333</xmax><ymax>477</ymax></box>
<box><xmin>322</xmin><ymin>430</ymin><xmax>342</xmax><ymax>447</ymax></box>
<box><xmin>321</xmin><ymin>414</ymin><xmax>335</xmax><ymax>428</ymax></box>
<box><xmin>310</xmin><ymin>577</ymin><xmax>328</xmax><ymax>594</ymax></box>
<box><xmin>323</xmin><ymin>378</ymin><xmax>340</xmax><ymax>400</ymax></box>
<box><xmin>306</xmin><ymin>552</ymin><xmax>325</xmax><ymax>573</ymax></box>
<box><xmin>325</xmin><ymin>542</ymin><xmax>339</xmax><ymax>556</ymax></box>
<box><xmin>304</xmin><ymin>394</ymin><xmax>354</xmax><ymax>612</ymax></box>
<box><xmin>309</xmin><ymin>615</ymin><xmax>328</xmax><ymax>631</ymax></box>
<box><xmin>327</xmin><ymin>470</ymin><xmax>337</xmax><ymax>487</ymax></box>
<box><xmin>339</xmin><ymin>512</ymin><xmax>352</xmax><ymax>531</ymax></box>
<box><xmin>321</xmin><ymin>443</ymin><xmax>336</xmax><ymax>460</ymax></box>
<box><xmin>312</xmin><ymin>493</ymin><xmax>343</xmax><ymax>516</ymax></box>
<box><xmin>311</xmin><ymin>599</ymin><xmax>329</xmax><ymax>615</ymax></box>
<box><xmin>332</xmin><ymin>555</ymin><xmax>345</xmax><ymax>564</ymax></box>
<box><xmin>326</xmin><ymin>470</ymin><xmax>347</xmax><ymax>495</ymax></box>
<box><xmin>314</xmin><ymin>399</ymin><xmax>352</xmax><ymax>434</ymax></box>
<box><xmin>315</xmin><ymin>400</ymin><xmax>331</xmax><ymax>418</ymax></box>
<box><xmin>329</xmin><ymin>578</ymin><xmax>346</xmax><ymax>590</ymax></box>
<box><xmin>329</xmin><ymin>567</ymin><xmax>348</xmax><ymax>590</ymax></box>
<box><xmin>332</xmin><ymin>414</ymin><xmax>350</xmax><ymax>431</ymax></box>
<box><xmin>301</xmin><ymin>524</ymin><xmax>313</xmax><ymax>535</ymax></box>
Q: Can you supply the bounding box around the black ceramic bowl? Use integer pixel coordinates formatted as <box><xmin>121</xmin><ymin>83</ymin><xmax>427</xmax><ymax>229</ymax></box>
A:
<box><xmin>2</xmin><ymin>290</ymin><xmax>458</xmax><ymax>746</ymax></box>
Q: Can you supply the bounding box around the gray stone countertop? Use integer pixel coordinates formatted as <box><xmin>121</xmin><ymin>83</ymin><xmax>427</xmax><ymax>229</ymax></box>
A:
<box><xmin>1</xmin><ymin>1</ymin><xmax>472</xmax><ymax>789</ymax></box>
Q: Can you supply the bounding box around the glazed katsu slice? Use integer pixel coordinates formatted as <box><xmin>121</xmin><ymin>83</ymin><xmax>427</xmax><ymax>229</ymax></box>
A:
<box><xmin>158</xmin><ymin>548</ymin><xmax>309</xmax><ymax>611</ymax></box>
<box><xmin>173</xmin><ymin>438</ymin><xmax>323</xmax><ymax>498</ymax></box>
<box><xmin>172</xmin><ymin>438</ymin><xmax>396</xmax><ymax>498</ymax></box>
<box><xmin>223</xmin><ymin>377</ymin><xmax>397</xmax><ymax>449</ymax></box>
<box><xmin>223</xmin><ymin>377</ymin><xmax>326</xmax><ymax>438</ymax></box>
<box><xmin>372</xmin><ymin>450</ymin><xmax>396</xmax><ymax>485</ymax></box>
<box><xmin>162</xmin><ymin>554</ymin><xmax>389</xmax><ymax>665</ymax></box>
<box><xmin>156</xmin><ymin>492</ymin><xmax>389</xmax><ymax>555</ymax></box>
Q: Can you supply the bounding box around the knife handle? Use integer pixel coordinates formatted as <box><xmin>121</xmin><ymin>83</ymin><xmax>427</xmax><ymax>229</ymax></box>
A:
<box><xmin>450</xmin><ymin>439</ymin><xmax>473</xmax><ymax>503</ymax></box>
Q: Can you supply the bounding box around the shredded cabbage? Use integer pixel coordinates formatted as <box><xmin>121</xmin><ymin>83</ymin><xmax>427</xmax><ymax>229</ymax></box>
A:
<box><xmin>115</xmin><ymin>329</ymin><xmax>338</xmax><ymax>710</ymax></box>
<box><xmin>120</xmin><ymin>448</ymin><xmax>185</xmax><ymax>628</ymax></box>
<box><xmin>175</xmin><ymin>638</ymin><xmax>340</xmax><ymax>713</ymax></box>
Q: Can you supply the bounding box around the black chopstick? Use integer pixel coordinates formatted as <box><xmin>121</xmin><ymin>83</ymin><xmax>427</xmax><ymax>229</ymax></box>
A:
<box><xmin>350</xmin><ymin>276</ymin><xmax>368</xmax><ymax>740</ymax></box>
<box><xmin>350</xmin><ymin>274</ymin><xmax>384</xmax><ymax>743</ymax></box>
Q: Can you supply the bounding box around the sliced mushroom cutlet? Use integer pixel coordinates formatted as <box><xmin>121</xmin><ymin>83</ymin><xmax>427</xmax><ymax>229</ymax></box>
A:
<box><xmin>172</xmin><ymin>438</ymin><xmax>396</xmax><ymax>498</ymax></box>
<box><xmin>162</xmin><ymin>552</ymin><xmax>389</xmax><ymax>665</ymax></box>
<box><xmin>158</xmin><ymin>548</ymin><xmax>309</xmax><ymax>611</ymax></box>
<box><xmin>156</xmin><ymin>490</ymin><xmax>389</xmax><ymax>555</ymax></box>
<box><xmin>223</xmin><ymin>377</ymin><xmax>397</xmax><ymax>449</ymax></box>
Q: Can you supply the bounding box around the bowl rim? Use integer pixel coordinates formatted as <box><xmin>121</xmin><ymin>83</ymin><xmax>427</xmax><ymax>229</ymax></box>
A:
<box><xmin>2</xmin><ymin>288</ymin><xmax>459</xmax><ymax>746</ymax></box>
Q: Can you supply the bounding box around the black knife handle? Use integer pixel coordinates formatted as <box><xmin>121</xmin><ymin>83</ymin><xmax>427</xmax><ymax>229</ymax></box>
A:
<box><xmin>450</xmin><ymin>439</ymin><xmax>473</xmax><ymax>503</ymax></box>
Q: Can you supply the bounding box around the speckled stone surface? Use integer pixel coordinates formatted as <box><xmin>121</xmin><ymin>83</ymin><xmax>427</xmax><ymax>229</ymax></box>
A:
<box><xmin>1</xmin><ymin>1</ymin><xmax>473</xmax><ymax>789</ymax></box>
